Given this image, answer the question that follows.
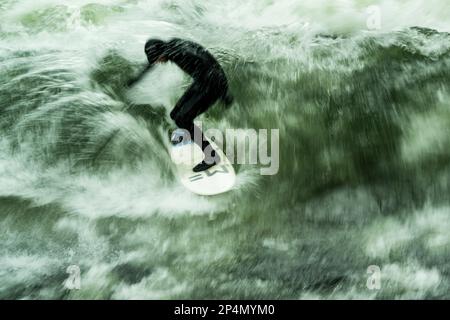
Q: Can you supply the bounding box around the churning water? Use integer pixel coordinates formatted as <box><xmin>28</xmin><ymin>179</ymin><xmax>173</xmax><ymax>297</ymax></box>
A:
<box><xmin>0</xmin><ymin>0</ymin><xmax>449</xmax><ymax>299</ymax></box>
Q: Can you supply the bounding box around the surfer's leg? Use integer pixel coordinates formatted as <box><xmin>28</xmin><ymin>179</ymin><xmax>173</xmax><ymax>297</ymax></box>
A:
<box><xmin>173</xmin><ymin>112</ymin><xmax>219</xmax><ymax>164</ymax></box>
<box><xmin>170</xmin><ymin>83</ymin><xmax>201</xmax><ymax>142</ymax></box>
<box><xmin>169</xmin><ymin>83</ymin><xmax>197</xmax><ymax>144</ymax></box>
<box><xmin>170</xmin><ymin>81</ymin><xmax>221</xmax><ymax>124</ymax></box>
<box><xmin>170</xmin><ymin>83</ymin><xmax>210</xmax><ymax>146</ymax></box>
<box><xmin>169</xmin><ymin>82</ymin><xmax>200</xmax><ymax>121</ymax></box>
<box><xmin>189</xmin><ymin>122</ymin><xmax>221</xmax><ymax>172</ymax></box>
<box><xmin>170</xmin><ymin>85</ymin><xmax>221</xmax><ymax>171</ymax></box>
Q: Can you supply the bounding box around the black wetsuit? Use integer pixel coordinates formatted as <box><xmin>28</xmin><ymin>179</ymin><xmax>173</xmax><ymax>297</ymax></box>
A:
<box><xmin>144</xmin><ymin>38</ymin><xmax>231</xmax><ymax>170</ymax></box>
<box><xmin>164</xmin><ymin>39</ymin><xmax>230</xmax><ymax>129</ymax></box>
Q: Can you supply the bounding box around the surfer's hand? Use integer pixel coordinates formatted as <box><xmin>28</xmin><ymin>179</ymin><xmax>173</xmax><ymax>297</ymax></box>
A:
<box><xmin>222</xmin><ymin>93</ymin><xmax>234</xmax><ymax>108</ymax></box>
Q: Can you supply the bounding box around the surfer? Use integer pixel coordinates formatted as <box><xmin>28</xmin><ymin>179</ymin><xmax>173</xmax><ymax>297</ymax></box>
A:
<box><xmin>128</xmin><ymin>38</ymin><xmax>233</xmax><ymax>172</ymax></box>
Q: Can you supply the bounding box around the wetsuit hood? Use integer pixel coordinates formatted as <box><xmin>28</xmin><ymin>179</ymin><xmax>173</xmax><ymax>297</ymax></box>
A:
<box><xmin>144</xmin><ymin>39</ymin><xmax>166</xmax><ymax>64</ymax></box>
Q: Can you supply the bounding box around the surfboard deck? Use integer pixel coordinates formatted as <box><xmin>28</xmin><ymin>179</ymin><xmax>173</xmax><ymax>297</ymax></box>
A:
<box><xmin>169</xmin><ymin>133</ymin><xmax>236</xmax><ymax>196</ymax></box>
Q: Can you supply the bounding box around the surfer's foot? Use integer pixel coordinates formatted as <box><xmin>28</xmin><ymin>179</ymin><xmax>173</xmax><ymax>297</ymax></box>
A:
<box><xmin>170</xmin><ymin>128</ymin><xmax>190</xmax><ymax>145</ymax></box>
<box><xmin>193</xmin><ymin>152</ymin><xmax>221</xmax><ymax>172</ymax></box>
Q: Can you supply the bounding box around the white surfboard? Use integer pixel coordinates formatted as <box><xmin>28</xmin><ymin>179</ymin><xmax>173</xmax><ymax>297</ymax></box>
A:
<box><xmin>170</xmin><ymin>131</ymin><xmax>236</xmax><ymax>196</ymax></box>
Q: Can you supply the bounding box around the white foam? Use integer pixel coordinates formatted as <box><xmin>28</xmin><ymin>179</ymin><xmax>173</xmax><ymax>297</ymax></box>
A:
<box><xmin>365</xmin><ymin>206</ymin><xmax>450</xmax><ymax>258</ymax></box>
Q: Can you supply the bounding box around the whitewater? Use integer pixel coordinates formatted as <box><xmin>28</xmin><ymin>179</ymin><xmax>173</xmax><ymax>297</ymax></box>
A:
<box><xmin>0</xmin><ymin>0</ymin><xmax>449</xmax><ymax>299</ymax></box>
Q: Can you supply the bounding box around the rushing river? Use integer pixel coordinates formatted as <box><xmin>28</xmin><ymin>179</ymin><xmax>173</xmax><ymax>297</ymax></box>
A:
<box><xmin>0</xmin><ymin>0</ymin><xmax>449</xmax><ymax>299</ymax></box>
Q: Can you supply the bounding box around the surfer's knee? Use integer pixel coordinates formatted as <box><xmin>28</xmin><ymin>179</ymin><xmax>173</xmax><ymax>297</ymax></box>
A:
<box><xmin>173</xmin><ymin>114</ymin><xmax>190</xmax><ymax>130</ymax></box>
<box><xmin>170</xmin><ymin>109</ymin><xmax>177</xmax><ymax>121</ymax></box>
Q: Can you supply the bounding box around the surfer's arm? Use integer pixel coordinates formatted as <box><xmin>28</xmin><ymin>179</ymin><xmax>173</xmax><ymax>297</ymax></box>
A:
<box><xmin>126</xmin><ymin>64</ymin><xmax>153</xmax><ymax>88</ymax></box>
